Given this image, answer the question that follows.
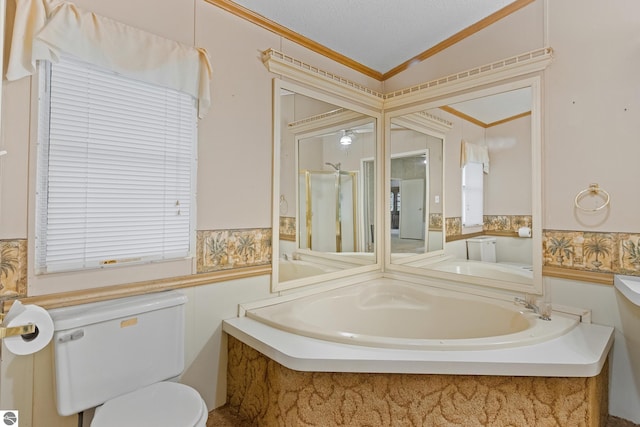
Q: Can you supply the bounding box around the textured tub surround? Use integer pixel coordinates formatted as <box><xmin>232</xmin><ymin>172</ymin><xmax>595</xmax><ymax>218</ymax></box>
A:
<box><xmin>225</xmin><ymin>336</ymin><xmax>609</xmax><ymax>427</ymax></box>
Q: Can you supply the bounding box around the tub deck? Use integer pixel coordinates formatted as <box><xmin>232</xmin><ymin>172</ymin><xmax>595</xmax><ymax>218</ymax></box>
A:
<box><xmin>224</xmin><ymin>277</ymin><xmax>614</xmax><ymax>426</ymax></box>
<box><xmin>223</xmin><ymin>316</ymin><xmax>613</xmax><ymax>377</ymax></box>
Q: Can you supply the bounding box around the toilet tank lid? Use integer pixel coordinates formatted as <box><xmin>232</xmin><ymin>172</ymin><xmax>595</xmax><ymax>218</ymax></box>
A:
<box><xmin>467</xmin><ymin>236</ymin><xmax>497</xmax><ymax>243</ymax></box>
<box><xmin>49</xmin><ymin>290</ymin><xmax>187</xmax><ymax>331</ymax></box>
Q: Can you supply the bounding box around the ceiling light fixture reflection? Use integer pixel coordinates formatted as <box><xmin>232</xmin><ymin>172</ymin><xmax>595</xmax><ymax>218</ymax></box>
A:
<box><xmin>340</xmin><ymin>130</ymin><xmax>354</xmax><ymax>145</ymax></box>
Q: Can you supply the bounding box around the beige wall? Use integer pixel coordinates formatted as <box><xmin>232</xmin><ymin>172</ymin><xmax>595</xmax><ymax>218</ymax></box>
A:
<box><xmin>383</xmin><ymin>0</ymin><xmax>545</xmax><ymax>92</ymax></box>
<box><xmin>386</xmin><ymin>0</ymin><xmax>640</xmax><ymax>422</ymax></box>
<box><xmin>484</xmin><ymin>116</ymin><xmax>532</xmax><ymax>216</ymax></box>
<box><xmin>544</xmin><ymin>1</ymin><xmax>640</xmax><ymax>421</ymax></box>
<box><xmin>0</xmin><ymin>0</ymin><xmax>381</xmax><ymax>425</ymax></box>
<box><xmin>439</xmin><ymin>110</ymin><xmax>485</xmax><ymax>219</ymax></box>
<box><xmin>428</xmin><ymin>110</ymin><xmax>531</xmax><ymax>220</ymax></box>
<box><xmin>544</xmin><ymin>0</ymin><xmax>640</xmax><ymax>233</ymax></box>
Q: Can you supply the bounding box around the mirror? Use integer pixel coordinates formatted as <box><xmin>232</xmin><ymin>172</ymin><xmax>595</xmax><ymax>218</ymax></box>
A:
<box><xmin>388</xmin><ymin>113</ymin><xmax>448</xmax><ymax>256</ymax></box>
<box><xmin>387</xmin><ymin>78</ymin><xmax>542</xmax><ymax>293</ymax></box>
<box><xmin>273</xmin><ymin>80</ymin><xmax>380</xmax><ymax>291</ymax></box>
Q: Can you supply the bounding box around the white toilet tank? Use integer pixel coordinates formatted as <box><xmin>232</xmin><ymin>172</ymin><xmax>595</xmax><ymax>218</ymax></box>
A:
<box><xmin>49</xmin><ymin>291</ymin><xmax>188</xmax><ymax>416</ymax></box>
<box><xmin>467</xmin><ymin>236</ymin><xmax>497</xmax><ymax>262</ymax></box>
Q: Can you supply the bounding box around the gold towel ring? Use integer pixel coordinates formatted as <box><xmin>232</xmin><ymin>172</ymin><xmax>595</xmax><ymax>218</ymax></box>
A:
<box><xmin>574</xmin><ymin>183</ymin><xmax>610</xmax><ymax>212</ymax></box>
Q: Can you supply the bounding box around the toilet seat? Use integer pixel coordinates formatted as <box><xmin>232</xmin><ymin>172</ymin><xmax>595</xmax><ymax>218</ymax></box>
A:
<box><xmin>91</xmin><ymin>382</ymin><xmax>207</xmax><ymax>427</ymax></box>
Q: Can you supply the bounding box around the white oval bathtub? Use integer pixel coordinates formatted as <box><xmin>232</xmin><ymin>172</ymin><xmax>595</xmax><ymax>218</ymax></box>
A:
<box><xmin>418</xmin><ymin>259</ymin><xmax>533</xmax><ymax>284</ymax></box>
<box><xmin>246</xmin><ymin>280</ymin><xmax>577</xmax><ymax>350</ymax></box>
<box><xmin>278</xmin><ymin>259</ymin><xmax>336</xmax><ymax>282</ymax></box>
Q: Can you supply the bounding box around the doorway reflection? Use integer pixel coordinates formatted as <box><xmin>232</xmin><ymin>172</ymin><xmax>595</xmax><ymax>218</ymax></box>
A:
<box><xmin>389</xmin><ymin>118</ymin><xmax>445</xmax><ymax>255</ymax></box>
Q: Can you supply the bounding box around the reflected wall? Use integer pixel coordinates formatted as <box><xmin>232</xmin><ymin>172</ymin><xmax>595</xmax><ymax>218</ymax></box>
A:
<box><xmin>387</xmin><ymin>81</ymin><xmax>541</xmax><ymax>293</ymax></box>
<box><xmin>273</xmin><ymin>81</ymin><xmax>379</xmax><ymax>290</ymax></box>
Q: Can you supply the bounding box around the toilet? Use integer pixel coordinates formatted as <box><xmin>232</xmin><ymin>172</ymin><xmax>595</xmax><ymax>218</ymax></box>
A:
<box><xmin>466</xmin><ymin>236</ymin><xmax>497</xmax><ymax>262</ymax></box>
<box><xmin>48</xmin><ymin>291</ymin><xmax>207</xmax><ymax>427</ymax></box>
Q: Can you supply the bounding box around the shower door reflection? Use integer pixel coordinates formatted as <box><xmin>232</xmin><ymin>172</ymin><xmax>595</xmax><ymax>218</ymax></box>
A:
<box><xmin>298</xmin><ymin>169</ymin><xmax>357</xmax><ymax>252</ymax></box>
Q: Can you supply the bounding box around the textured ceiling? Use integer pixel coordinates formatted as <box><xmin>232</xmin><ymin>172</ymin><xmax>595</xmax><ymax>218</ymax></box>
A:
<box><xmin>231</xmin><ymin>0</ymin><xmax>518</xmax><ymax>74</ymax></box>
<box><xmin>449</xmin><ymin>87</ymin><xmax>532</xmax><ymax>125</ymax></box>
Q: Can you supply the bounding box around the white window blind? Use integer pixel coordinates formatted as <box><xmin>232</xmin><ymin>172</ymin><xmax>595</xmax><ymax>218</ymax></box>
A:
<box><xmin>462</xmin><ymin>162</ymin><xmax>484</xmax><ymax>227</ymax></box>
<box><xmin>36</xmin><ymin>55</ymin><xmax>197</xmax><ymax>274</ymax></box>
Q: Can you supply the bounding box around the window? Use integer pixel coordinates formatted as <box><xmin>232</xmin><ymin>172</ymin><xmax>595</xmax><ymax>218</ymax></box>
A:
<box><xmin>35</xmin><ymin>55</ymin><xmax>197</xmax><ymax>274</ymax></box>
<box><xmin>462</xmin><ymin>162</ymin><xmax>484</xmax><ymax>227</ymax></box>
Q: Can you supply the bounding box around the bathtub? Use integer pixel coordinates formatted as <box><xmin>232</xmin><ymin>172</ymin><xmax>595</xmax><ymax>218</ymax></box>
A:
<box><xmin>278</xmin><ymin>253</ymin><xmax>374</xmax><ymax>282</ymax></box>
<box><xmin>246</xmin><ymin>279</ymin><xmax>573</xmax><ymax>350</ymax></box>
<box><xmin>225</xmin><ymin>277</ymin><xmax>613</xmax><ymax>377</ymax></box>
<box><xmin>278</xmin><ymin>259</ymin><xmax>337</xmax><ymax>282</ymax></box>
<box><xmin>224</xmin><ymin>278</ymin><xmax>614</xmax><ymax>425</ymax></box>
<box><xmin>416</xmin><ymin>258</ymin><xmax>533</xmax><ymax>284</ymax></box>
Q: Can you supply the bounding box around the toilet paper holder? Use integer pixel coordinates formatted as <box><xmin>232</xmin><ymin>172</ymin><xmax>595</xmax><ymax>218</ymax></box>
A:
<box><xmin>0</xmin><ymin>312</ymin><xmax>36</xmax><ymax>339</ymax></box>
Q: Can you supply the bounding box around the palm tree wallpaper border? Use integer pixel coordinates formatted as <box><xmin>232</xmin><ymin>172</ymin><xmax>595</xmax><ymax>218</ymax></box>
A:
<box><xmin>484</xmin><ymin>215</ymin><xmax>532</xmax><ymax>233</ymax></box>
<box><xmin>2</xmin><ymin>228</ymin><xmax>639</xmax><ymax>303</ymax></box>
<box><xmin>279</xmin><ymin>216</ymin><xmax>296</xmax><ymax>241</ymax></box>
<box><xmin>445</xmin><ymin>215</ymin><xmax>533</xmax><ymax>238</ymax></box>
<box><xmin>197</xmin><ymin>228</ymin><xmax>272</xmax><ymax>273</ymax></box>
<box><xmin>0</xmin><ymin>240</ymin><xmax>27</xmax><ymax>299</ymax></box>
<box><xmin>445</xmin><ymin>217</ymin><xmax>462</xmax><ymax>237</ymax></box>
<box><xmin>543</xmin><ymin>230</ymin><xmax>640</xmax><ymax>275</ymax></box>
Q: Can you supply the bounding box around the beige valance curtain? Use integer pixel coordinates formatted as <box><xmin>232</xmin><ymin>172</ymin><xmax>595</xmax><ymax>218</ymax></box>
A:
<box><xmin>460</xmin><ymin>139</ymin><xmax>490</xmax><ymax>173</ymax></box>
<box><xmin>6</xmin><ymin>0</ymin><xmax>212</xmax><ymax>118</ymax></box>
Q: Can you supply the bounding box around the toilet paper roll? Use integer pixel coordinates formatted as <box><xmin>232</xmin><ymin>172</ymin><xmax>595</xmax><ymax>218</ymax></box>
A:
<box><xmin>518</xmin><ymin>227</ymin><xmax>532</xmax><ymax>238</ymax></box>
<box><xmin>3</xmin><ymin>301</ymin><xmax>54</xmax><ymax>355</ymax></box>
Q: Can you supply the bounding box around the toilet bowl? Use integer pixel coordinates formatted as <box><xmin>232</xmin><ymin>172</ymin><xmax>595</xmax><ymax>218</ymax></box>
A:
<box><xmin>49</xmin><ymin>291</ymin><xmax>207</xmax><ymax>427</ymax></box>
<box><xmin>91</xmin><ymin>382</ymin><xmax>207</xmax><ymax>427</ymax></box>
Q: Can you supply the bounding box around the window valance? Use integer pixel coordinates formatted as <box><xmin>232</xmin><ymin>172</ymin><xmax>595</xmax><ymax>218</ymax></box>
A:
<box><xmin>460</xmin><ymin>139</ymin><xmax>490</xmax><ymax>174</ymax></box>
<box><xmin>6</xmin><ymin>0</ymin><xmax>212</xmax><ymax>117</ymax></box>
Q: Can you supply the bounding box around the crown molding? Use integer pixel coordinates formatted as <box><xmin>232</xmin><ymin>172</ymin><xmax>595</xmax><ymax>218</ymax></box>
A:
<box><xmin>263</xmin><ymin>49</ymin><xmax>386</xmax><ymax>110</ymax></box>
<box><xmin>287</xmin><ymin>108</ymin><xmax>367</xmax><ymax>134</ymax></box>
<box><xmin>264</xmin><ymin>47</ymin><xmax>553</xmax><ymax>113</ymax></box>
<box><xmin>205</xmin><ymin>0</ymin><xmax>535</xmax><ymax>82</ymax></box>
<box><xmin>204</xmin><ymin>0</ymin><xmax>383</xmax><ymax>80</ymax></box>
<box><xmin>383</xmin><ymin>47</ymin><xmax>553</xmax><ymax>109</ymax></box>
<box><xmin>392</xmin><ymin>111</ymin><xmax>453</xmax><ymax>135</ymax></box>
<box><xmin>382</xmin><ymin>0</ymin><xmax>537</xmax><ymax>80</ymax></box>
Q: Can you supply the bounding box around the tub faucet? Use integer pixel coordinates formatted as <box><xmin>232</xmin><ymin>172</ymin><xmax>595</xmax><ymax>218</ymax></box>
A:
<box><xmin>514</xmin><ymin>296</ymin><xmax>551</xmax><ymax>321</ymax></box>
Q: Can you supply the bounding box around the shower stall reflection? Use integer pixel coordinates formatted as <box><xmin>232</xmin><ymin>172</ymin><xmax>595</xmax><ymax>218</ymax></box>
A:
<box><xmin>298</xmin><ymin>164</ymin><xmax>358</xmax><ymax>252</ymax></box>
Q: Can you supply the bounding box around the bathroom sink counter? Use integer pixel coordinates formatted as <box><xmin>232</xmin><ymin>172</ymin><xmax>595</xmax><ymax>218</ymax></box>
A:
<box><xmin>614</xmin><ymin>274</ymin><xmax>640</xmax><ymax>306</ymax></box>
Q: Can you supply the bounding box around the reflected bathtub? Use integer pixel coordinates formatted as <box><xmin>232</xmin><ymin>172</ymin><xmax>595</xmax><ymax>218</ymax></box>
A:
<box><xmin>422</xmin><ymin>259</ymin><xmax>533</xmax><ymax>284</ymax></box>
<box><xmin>246</xmin><ymin>279</ymin><xmax>576</xmax><ymax>350</ymax></box>
<box><xmin>278</xmin><ymin>259</ymin><xmax>337</xmax><ymax>282</ymax></box>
